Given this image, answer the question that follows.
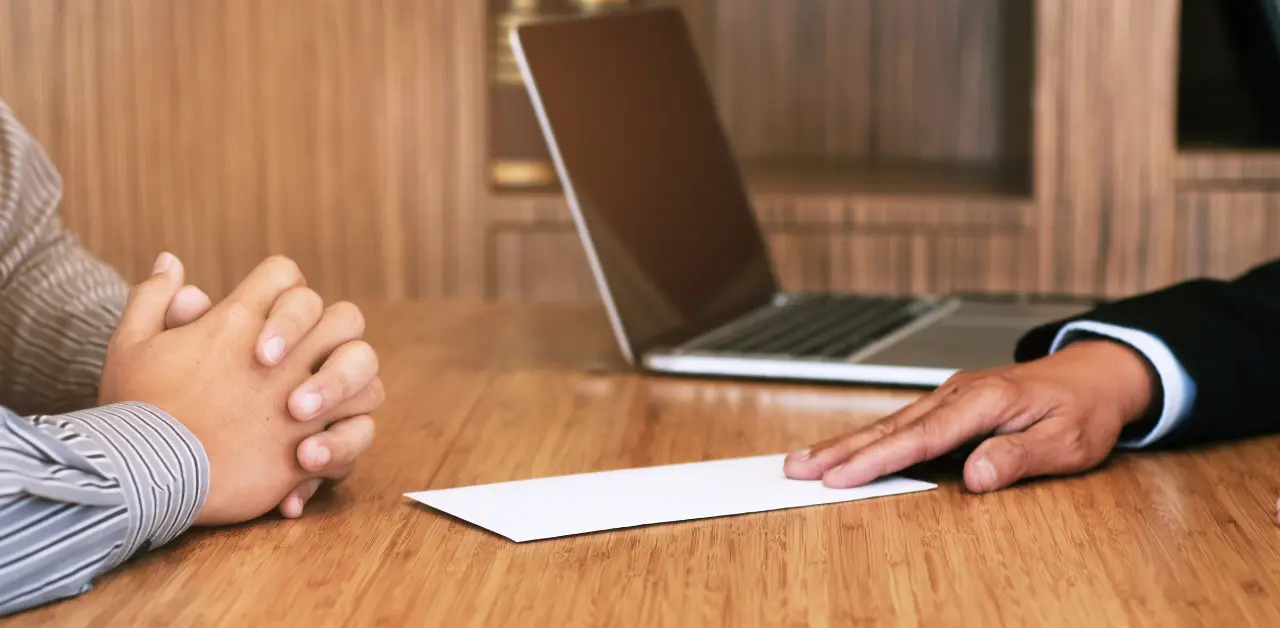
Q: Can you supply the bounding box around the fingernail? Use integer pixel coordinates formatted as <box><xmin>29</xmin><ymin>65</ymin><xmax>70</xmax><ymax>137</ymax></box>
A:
<box><xmin>788</xmin><ymin>449</ymin><xmax>810</xmax><ymax>462</ymax></box>
<box><xmin>295</xmin><ymin>391</ymin><xmax>323</xmax><ymax>418</ymax></box>
<box><xmin>262</xmin><ymin>336</ymin><xmax>285</xmax><ymax>364</ymax></box>
<box><xmin>152</xmin><ymin>252</ymin><xmax>174</xmax><ymax>274</ymax></box>
<box><xmin>308</xmin><ymin>442</ymin><xmax>331</xmax><ymax>468</ymax></box>
<box><xmin>974</xmin><ymin>457</ymin><xmax>997</xmax><ymax>491</ymax></box>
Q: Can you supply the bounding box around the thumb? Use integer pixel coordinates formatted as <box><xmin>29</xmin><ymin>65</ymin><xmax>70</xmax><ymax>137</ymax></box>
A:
<box><xmin>164</xmin><ymin>284</ymin><xmax>213</xmax><ymax>329</ymax></box>
<box><xmin>963</xmin><ymin>417</ymin><xmax>1106</xmax><ymax>493</ymax></box>
<box><xmin>116</xmin><ymin>252</ymin><xmax>186</xmax><ymax>345</ymax></box>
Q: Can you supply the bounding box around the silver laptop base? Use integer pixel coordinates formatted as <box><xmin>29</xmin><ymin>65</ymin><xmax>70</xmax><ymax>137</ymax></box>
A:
<box><xmin>641</xmin><ymin>352</ymin><xmax>957</xmax><ymax>387</ymax></box>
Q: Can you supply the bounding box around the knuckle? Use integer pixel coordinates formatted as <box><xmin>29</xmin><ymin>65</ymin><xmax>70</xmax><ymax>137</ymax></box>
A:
<box><xmin>330</xmin><ymin>422</ymin><xmax>376</xmax><ymax>462</ymax></box>
<box><xmin>300</xmin><ymin>287</ymin><xmax>325</xmax><ymax>314</ymax></box>
<box><xmin>327</xmin><ymin>348</ymin><xmax>377</xmax><ymax>395</ymax></box>
<box><xmin>327</xmin><ymin>301</ymin><xmax>366</xmax><ymax>337</ymax></box>
<box><xmin>941</xmin><ymin>369</ymin><xmax>973</xmax><ymax>389</ymax></box>
<box><xmin>1008</xmin><ymin>436</ymin><xmax>1031</xmax><ymax>462</ymax></box>
<box><xmin>319</xmin><ymin>366</ymin><xmax>354</xmax><ymax>398</ymax></box>
<box><xmin>914</xmin><ymin>421</ymin><xmax>944</xmax><ymax>456</ymax></box>
<box><xmin>353</xmin><ymin>415</ymin><xmax>377</xmax><ymax>450</ymax></box>
<box><xmin>347</xmin><ymin>341</ymin><xmax>379</xmax><ymax>371</ymax></box>
<box><xmin>968</xmin><ymin>374</ymin><xmax>1019</xmax><ymax>407</ymax></box>
<box><xmin>265</xmin><ymin>253</ymin><xmax>297</xmax><ymax>269</ymax></box>
<box><xmin>1001</xmin><ymin>437</ymin><xmax>1032</xmax><ymax>473</ymax></box>
<box><xmin>937</xmin><ymin>369</ymin><xmax>982</xmax><ymax>400</ymax></box>
<box><xmin>127</xmin><ymin>280</ymin><xmax>154</xmax><ymax>298</ymax></box>
<box><xmin>218</xmin><ymin>301</ymin><xmax>255</xmax><ymax>327</ymax></box>
<box><xmin>265</xmin><ymin>254</ymin><xmax>303</xmax><ymax>283</ymax></box>
<box><xmin>1057</xmin><ymin>426</ymin><xmax>1094</xmax><ymax>467</ymax></box>
<box><xmin>279</xmin><ymin>288</ymin><xmax>324</xmax><ymax>332</ymax></box>
<box><xmin>910</xmin><ymin>436</ymin><xmax>935</xmax><ymax>464</ymax></box>
<box><xmin>345</xmin><ymin>380</ymin><xmax>387</xmax><ymax>417</ymax></box>
<box><xmin>869</xmin><ymin>417</ymin><xmax>898</xmax><ymax>439</ymax></box>
<box><xmin>1052</xmin><ymin>387</ymin><xmax>1083</xmax><ymax>413</ymax></box>
<box><xmin>127</xmin><ymin>276</ymin><xmax>166</xmax><ymax>300</ymax></box>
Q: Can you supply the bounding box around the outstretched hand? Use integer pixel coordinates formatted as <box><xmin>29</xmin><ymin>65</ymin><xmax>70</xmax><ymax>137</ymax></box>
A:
<box><xmin>783</xmin><ymin>340</ymin><xmax>1158</xmax><ymax>493</ymax></box>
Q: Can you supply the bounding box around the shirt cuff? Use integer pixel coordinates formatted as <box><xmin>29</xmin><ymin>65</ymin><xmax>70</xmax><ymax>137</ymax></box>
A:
<box><xmin>56</xmin><ymin>402</ymin><xmax>210</xmax><ymax>566</ymax></box>
<box><xmin>1048</xmin><ymin>321</ymin><xmax>1197</xmax><ymax>448</ymax></box>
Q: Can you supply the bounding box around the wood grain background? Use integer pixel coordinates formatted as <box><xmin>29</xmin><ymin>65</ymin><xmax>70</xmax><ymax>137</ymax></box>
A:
<box><xmin>1</xmin><ymin>0</ymin><xmax>1278</xmax><ymax>304</ymax></box>
<box><xmin>0</xmin><ymin>0</ymin><xmax>481</xmax><ymax>300</ymax></box>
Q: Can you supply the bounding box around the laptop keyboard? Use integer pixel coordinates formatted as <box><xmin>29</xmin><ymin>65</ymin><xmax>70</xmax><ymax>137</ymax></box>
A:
<box><xmin>679</xmin><ymin>295</ymin><xmax>938</xmax><ymax>359</ymax></box>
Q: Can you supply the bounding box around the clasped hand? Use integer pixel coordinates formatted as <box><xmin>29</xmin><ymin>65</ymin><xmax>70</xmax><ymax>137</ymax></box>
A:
<box><xmin>98</xmin><ymin>253</ymin><xmax>383</xmax><ymax>525</ymax></box>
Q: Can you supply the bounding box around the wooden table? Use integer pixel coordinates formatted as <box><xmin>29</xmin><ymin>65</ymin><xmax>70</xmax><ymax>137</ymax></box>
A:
<box><xmin>10</xmin><ymin>302</ymin><xmax>1280</xmax><ymax>627</ymax></box>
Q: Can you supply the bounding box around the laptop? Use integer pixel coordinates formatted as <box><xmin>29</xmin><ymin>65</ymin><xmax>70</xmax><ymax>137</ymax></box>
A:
<box><xmin>510</xmin><ymin>7</ymin><xmax>1092</xmax><ymax>388</ymax></box>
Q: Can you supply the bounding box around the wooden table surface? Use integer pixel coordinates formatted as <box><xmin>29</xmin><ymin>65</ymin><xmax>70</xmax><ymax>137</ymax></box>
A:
<box><xmin>10</xmin><ymin>302</ymin><xmax>1280</xmax><ymax>627</ymax></box>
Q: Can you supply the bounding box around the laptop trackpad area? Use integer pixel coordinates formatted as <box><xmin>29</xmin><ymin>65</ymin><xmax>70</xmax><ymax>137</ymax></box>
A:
<box><xmin>854</xmin><ymin>301</ymin><xmax>1092</xmax><ymax>372</ymax></box>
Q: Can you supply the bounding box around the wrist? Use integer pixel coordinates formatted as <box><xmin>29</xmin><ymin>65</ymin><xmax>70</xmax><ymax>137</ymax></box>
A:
<box><xmin>1056</xmin><ymin>339</ymin><xmax>1158</xmax><ymax>424</ymax></box>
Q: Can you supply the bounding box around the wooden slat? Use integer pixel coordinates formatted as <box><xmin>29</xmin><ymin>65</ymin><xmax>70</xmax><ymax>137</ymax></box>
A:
<box><xmin>488</xmin><ymin>192</ymin><xmax>1032</xmax><ymax>231</ymax></box>
<box><xmin>766</xmin><ymin>230</ymin><xmax>1025</xmax><ymax>296</ymax></box>
<box><xmin>704</xmin><ymin>0</ymin><xmax>1029</xmax><ymax>169</ymax></box>
<box><xmin>1177</xmin><ymin>150</ymin><xmax>1280</xmax><ymax>189</ymax></box>
<box><xmin>488</xmin><ymin>228</ymin><xmax>598</xmax><ymax>302</ymax></box>
<box><xmin>1032</xmin><ymin>0</ymin><xmax>1179</xmax><ymax>295</ymax></box>
<box><xmin>0</xmin><ymin>0</ymin><xmax>477</xmax><ymax>301</ymax></box>
<box><xmin>486</xmin><ymin>224</ymin><xmax>1029</xmax><ymax>302</ymax></box>
<box><xmin>1175</xmin><ymin>190</ymin><xmax>1280</xmax><ymax>279</ymax></box>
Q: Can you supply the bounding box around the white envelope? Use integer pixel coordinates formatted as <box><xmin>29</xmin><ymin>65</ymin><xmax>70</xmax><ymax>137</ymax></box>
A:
<box><xmin>405</xmin><ymin>453</ymin><xmax>936</xmax><ymax>542</ymax></box>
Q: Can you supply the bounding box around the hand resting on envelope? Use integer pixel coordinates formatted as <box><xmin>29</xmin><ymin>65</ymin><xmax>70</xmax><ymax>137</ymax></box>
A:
<box><xmin>784</xmin><ymin>340</ymin><xmax>1155</xmax><ymax>496</ymax></box>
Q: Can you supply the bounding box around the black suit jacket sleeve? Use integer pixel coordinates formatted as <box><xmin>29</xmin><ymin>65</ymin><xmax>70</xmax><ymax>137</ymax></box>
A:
<box><xmin>1013</xmin><ymin>260</ymin><xmax>1280</xmax><ymax>448</ymax></box>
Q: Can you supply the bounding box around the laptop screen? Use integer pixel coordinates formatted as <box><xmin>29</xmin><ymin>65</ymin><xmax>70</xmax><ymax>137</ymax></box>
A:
<box><xmin>513</xmin><ymin>8</ymin><xmax>778</xmax><ymax>359</ymax></box>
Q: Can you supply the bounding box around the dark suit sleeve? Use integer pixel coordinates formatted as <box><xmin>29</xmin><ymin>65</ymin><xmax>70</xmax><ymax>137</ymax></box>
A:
<box><xmin>1013</xmin><ymin>260</ymin><xmax>1280</xmax><ymax>447</ymax></box>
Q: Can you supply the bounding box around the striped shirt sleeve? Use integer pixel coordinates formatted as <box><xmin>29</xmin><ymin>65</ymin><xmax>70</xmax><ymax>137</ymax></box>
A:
<box><xmin>0</xmin><ymin>402</ymin><xmax>209</xmax><ymax>617</ymax></box>
<box><xmin>0</xmin><ymin>98</ymin><xmax>131</xmax><ymax>417</ymax></box>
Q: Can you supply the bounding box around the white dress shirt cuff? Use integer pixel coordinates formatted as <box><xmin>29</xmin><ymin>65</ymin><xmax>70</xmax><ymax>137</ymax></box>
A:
<box><xmin>1048</xmin><ymin>321</ymin><xmax>1197</xmax><ymax>448</ymax></box>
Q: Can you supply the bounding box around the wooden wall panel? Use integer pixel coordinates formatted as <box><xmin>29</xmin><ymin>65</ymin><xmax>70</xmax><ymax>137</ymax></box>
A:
<box><xmin>3</xmin><ymin>0</ymin><xmax>1259</xmax><ymax>306</ymax></box>
<box><xmin>766</xmin><ymin>231</ymin><xmax>1024</xmax><ymax>296</ymax></box>
<box><xmin>1032</xmin><ymin>0</ymin><xmax>1180</xmax><ymax>296</ymax></box>
<box><xmin>490</xmin><ymin>228</ymin><xmax>596</xmax><ymax>302</ymax></box>
<box><xmin>486</xmin><ymin>225</ymin><xmax>1030</xmax><ymax>303</ymax></box>
<box><xmin>1178</xmin><ymin>150</ymin><xmax>1280</xmax><ymax>188</ymax></box>
<box><xmin>1176</xmin><ymin>191</ymin><xmax>1280</xmax><ymax>280</ymax></box>
<box><xmin>483</xmin><ymin>0</ymin><xmax>1040</xmax><ymax>303</ymax></box>
<box><xmin>0</xmin><ymin>0</ymin><xmax>482</xmax><ymax>301</ymax></box>
<box><xmin>703</xmin><ymin>0</ymin><xmax>1030</xmax><ymax>168</ymax></box>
